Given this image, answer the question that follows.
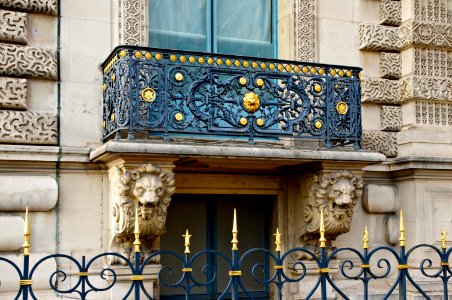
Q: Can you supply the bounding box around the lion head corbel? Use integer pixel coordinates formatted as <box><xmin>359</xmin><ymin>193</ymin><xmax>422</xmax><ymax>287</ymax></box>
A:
<box><xmin>110</xmin><ymin>163</ymin><xmax>175</xmax><ymax>264</ymax></box>
<box><xmin>301</xmin><ymin>170</ymin><xmax>363</xmax><ymax>244</ymax></box>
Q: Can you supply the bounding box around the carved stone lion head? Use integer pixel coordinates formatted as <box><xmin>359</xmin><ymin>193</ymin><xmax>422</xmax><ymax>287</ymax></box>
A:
<box><xmin>302</xmin><ymin>170</ymin><xmax>363</xmax><ymax>242</ymax></box>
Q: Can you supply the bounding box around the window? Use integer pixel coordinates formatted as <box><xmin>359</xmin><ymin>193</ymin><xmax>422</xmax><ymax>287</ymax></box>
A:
<box><xmin>148</xmin><ymin>0</ymin><xmax>277</xmax><ymax>58</ymax></box>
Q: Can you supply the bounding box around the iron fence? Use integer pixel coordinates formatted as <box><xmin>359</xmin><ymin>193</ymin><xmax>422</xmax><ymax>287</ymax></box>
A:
<box><xmin>101</xmin><ymin>46</ymin><xmax>362</xmax><ymax>149</ymax></box>
<box><xmin>2</xmin><ymin>209</ymin><xmax>452</xmax><ymax>299</ymax></box>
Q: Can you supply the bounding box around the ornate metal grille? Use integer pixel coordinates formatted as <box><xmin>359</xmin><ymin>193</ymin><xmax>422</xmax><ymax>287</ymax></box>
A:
<box><xmin>102</xmin><ymin>47</ymin><xmax>362</xmax><ymax>149</ymax></box>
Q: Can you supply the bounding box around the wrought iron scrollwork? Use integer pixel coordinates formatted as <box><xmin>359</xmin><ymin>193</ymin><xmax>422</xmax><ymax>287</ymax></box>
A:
<box><xmin>102</xmin><ymin>46</ymin><xmax>362</xmax><ymax>148</ymax></box>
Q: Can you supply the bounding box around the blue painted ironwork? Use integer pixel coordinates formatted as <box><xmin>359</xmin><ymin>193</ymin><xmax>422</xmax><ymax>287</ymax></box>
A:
<box><xmin>102</xmin><ymin>46</ymin><xmax>362</xmax><ymax>149</ymax></box>
<box><xmin>5</xmin><ymin>227</ymin><xmax>452</xmax><ymax>298</ymax></box>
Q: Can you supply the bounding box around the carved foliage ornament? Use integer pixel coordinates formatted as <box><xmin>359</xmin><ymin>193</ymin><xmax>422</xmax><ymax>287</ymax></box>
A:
<box><xmin>111</xmin><ymin>163</ymin><xmax>175</xmax><ymax>263</ymax></box>
<box><xmin>301</xmin><ymin>170</ymin><xmax>363</xmax><ymax>243</ymax></box>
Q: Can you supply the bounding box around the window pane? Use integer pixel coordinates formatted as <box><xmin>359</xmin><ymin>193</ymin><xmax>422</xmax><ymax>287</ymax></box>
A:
<box><xmin>217</xmin><ymin>0</ymin><xmax>273</xmax><ymax>58</ymax></box>
<box><xmin>149</xmin><ymin>0</ymin><xmax>207</xmax><ymax>52</ymax></box>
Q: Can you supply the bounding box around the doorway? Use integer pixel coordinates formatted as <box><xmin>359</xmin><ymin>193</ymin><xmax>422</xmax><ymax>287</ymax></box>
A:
<box><xmin>160</xmin><ymin>194</ymin><xmax>275</xmax><ymax>299</ymax></box>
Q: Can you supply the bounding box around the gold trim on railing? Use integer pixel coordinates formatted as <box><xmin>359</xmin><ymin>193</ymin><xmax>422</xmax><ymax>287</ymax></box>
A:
<box><xmin>397</xmin><ymin>264</ymin><xmax>409</xmax><ymax>270</ymax></box>
<box><xmin>229</xmin><ymin>270</ymin><xmax>242</xmax><ymax>276</ymax></box>
<box><xmin>274</xmin><ymin>265</ymin><xmax>284</xmax><ymax>270</ymax></box>
<box><xmin>19</xmin><ymin>279</ymin><xmax>32</xmax><ymax>286</ymax></box>
<box><xmin>318</xmin><ymin>268</ymin><xmax>329</xmax><ymax>273</ymax></box>
<box><xmin>440</xmin><ymin>262</ymin><xmax>449</xmax><ymax>266</ymax></box>
<box><xmin>363</xmin><ymin>226</ymin><xmax>369</xmax><ymax>249</ymax></box>
<box><xmin>131</xmin><ymin>275</ymin><xmax>144</xmax><ymax>281</ymax></box>
<box><xmin>78</xmin><ymin>272</ymin><xmax>89</xmax><ymax>277</ymax></box>
<box><xmin>274</xmin><ymin>228</ymin><xmax>281</xmax><ymax>252</ymax></box>
<box><xmin>441</xmin><ymin>228</ymin><xmax>447</xmax><ymax>249</ymax></box>
<box><xmin>361</xmin><ymin>264</ymin><xmax>370</xmax><ymax>269</ymax></box>
<box><xmin>182</xmin><ymin>268</ymin><xmax>192</xmax><ymax>273</ymax></box>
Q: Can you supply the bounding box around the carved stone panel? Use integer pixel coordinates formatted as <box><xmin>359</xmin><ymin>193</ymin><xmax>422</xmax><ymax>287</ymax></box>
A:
<box><xmin>381</xmin><ymin>106</ymin><xmax>402</xmax><ymax>132</ymax></box>
<box><xmin>400</xmin><ymin>75</ymin><xmax>452</xmax><ymax>102</ymax></box>
<box><xmin>0</xmin><ymin>0</ymin><xmax>57</xmax><ymax>16</ymax></box>
<box><xmin>0</xmin><ymin>77</ymin><xmax>27</xmax><ymax>110</ymax></box>
<box><xmin>400</xmin><ymin>21</ymin><xmax>452</xmax><ymax>50</ymax></box>
<box><xmin>0</xmin><ymin>43</ymin><xmax>57</xmax><ymax>80</ymax></box>
<box><xmin>415</xmin><ymin>101</ymin><xmax>452</xmax><ymax>126</ymax></box>
<box><xmin>0</xmin><ymin>9</ymin><xmax>27</xmax><ymax>44</ymax></box>
<box><xmin>380</xmin><ymin>52</ymin><xmax>401</xmax><ymax>79</ymax></box>
<box><xmin>414</xmin><ymin>48</ymin><xmax>448</xmax><ymax>77</ymax></box>
<box><xmin>118</xmin><ymin>0</ymin><xmax>147</xmax><ymax>46</ymax></box>
<box><xmin>414</xmin><ymin>0</ymin><xmax>450</xmax><ymax>23</ymax></box>
<box><xmin>379</xmin><ymin>0</ymin><xmax>402</xmax><ymax>26</ymax></box>
<box><xmin>361</xmin><ymin>78</ymin><xmax>400</xmax><ymax>104</ymax></box>
<box><xmin>359</xmin><ymin>24</ymin><xmax>401</xmax><ymax>51</ymax></box>
<box><xmin>294</xmin><ymin>0</ymin><xmax>316</xmax><ymax>62</ymax></box>
<box><xmin>0</xmin><ymin>111</ymin><xmax>57</xmax><ymax>144</ymax></box>
<box><xmin>300</xmin><ymin>170</ymin><xmax>363</xmax><ymax>244</ymax></box>
<box><xmin>361</xmin><ymin>130</ymin><xmax>398</xmax><ymax>157</ymax></box>
<box><xmin>109</xmin><ymin>163</ymin><xmax>175</xmax><ymax>264</ymax></box>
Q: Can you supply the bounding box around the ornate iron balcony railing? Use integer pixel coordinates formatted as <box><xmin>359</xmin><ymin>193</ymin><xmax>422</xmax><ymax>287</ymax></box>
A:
<box><xmin>102</xmin><ymin>46</ymin><xmax>362</xmax><ymax>148</ymax></box>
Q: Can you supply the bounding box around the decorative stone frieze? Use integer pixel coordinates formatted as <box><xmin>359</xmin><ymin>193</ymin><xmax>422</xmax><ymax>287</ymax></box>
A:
<box><xmin>359</xmin><ymin>24</ymin><xmax>400</xmax><ymax>51</ymax></box>
<box><xmin>300</xmin><ymin>170</ymin><xmax>363</xmax><ymax>244</ymax></box>
<box><xmin>118</xmin><ymin>0</ymin><xmax>147</xmax><ymax>46</ymax></box>
<box><xmin>0</xmin><ymin>111</ymin><xmax>57</xmax><ymax>144</ymax></box>
<box><xmin>381</xmin><ymin>106</ymin><xmax>402</xmax><ymax>131</ymax></box>
<box><xmin>400</xmin><ymin>20</ymin><xmax>452</xmax><ymax>50</ymax></box>
<box><xmin>0</xmin><ymin>9</ymin><xmax>27</xmax><ymax>44</ymax></box>
<box><xmin>413</xmin><ymin>48</ymin><xmax>448</xmax><ymax>77</ymax></box>
<box><xmin>0</xmin><ymin>43</ymin><xmax>57</xmax><ymax>80</ymax></box>
<box><xmin>415</xmin><ymin>101</ymin><xmax>452</xmax><ymax>126</ymax></box>
<box><xmin>379</xmin><ymin>0</ymin><xmax>402</xmax><ymax>26</ymax></box>
<box><xmin>294</xmin><ymin>0</ymin><xmax>316</xmax><ymax>62</ymax></box>
<box><xmin>361</xmin><ymin>77</ymin><xmax>400</xmax><ymax>104</ymax></box>
<box><xmin>380</xmin><ymin>52</ymin><xmax>401</xmax><ymax>79</ymax></box>
<box><xmin>363</xmin><ymin>184</ymin><xmax>398</xmax><ymax>213</ymax></box>
<box><xmin>109</xmin><ymin>163</ymin><xmax>175</xmax><ymax>264</ymax></box>
<box><xmin>400</xmin><ymin>75</ymin><xmax>452</xmax><ymax>102</ymax></box>
<box><xmin>361</xmin><ymin>130</ymin><xmax>397</xmax><ymax>157</ymax></box>
<box><xmin>0</xmin><ymin>176</ymin><xmax>58</xmax><ymax>211</ymax></box>
<box><xmin>0</xmin><ymin>77</ymin><xmax>27</xmax><ymax>110</ymax></box>
<box><xmin>0</xmin><ymin>0</ymin><xmax>57</xmax><ymax>16</ymax></box>
<box><xmin>414</xmin><ymin>0</ymin><xmax>449</xmax><ymax>23</ymax></box>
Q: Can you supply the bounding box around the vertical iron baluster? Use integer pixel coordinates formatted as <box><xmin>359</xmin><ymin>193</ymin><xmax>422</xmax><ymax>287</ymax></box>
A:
<box><xmin>80</xmin><ymin>256</ymin><xmax>87</xmax><ymax>300</ymax></box>
<box><xmin>182</xmin><ymin>229</ymin><xmax>192</xmax><ymax>300</ymax></box>
<box><xmin>133</xmin><ymin>207</ymin><xmax>142</xmax><ymax>300</ymax></box>
<box><xmin>362</xmin><ymin>227</ymin><xmax>370</xmax><ymax>300</ymax></box>
<box><xmin>21</xmin><ymin>207</ymin><xmax>31</xmax><ymax>300</ymax></box>
<box><xmin>398</xmin><ymin>210</ymin><xmax>407</xmax><ymax>300</ymax></box>
<box><xmin>230</xmin><ymin>209</ymin><xmax>239</xmax><ymax>300</ymax></box>
<box><xmin>319</xmin><ymin>209</ymin><xmax>328</xmax><ymax>300</ymax></box>
<box><xmin>274</xmin><ymin>228</ymin><xmax>283</xmax><ymax>300</ymax></box>
<box><xmin>440</xmin><ymin>228</ymin><xmax>448</xmax><ymax>300</ymax></box>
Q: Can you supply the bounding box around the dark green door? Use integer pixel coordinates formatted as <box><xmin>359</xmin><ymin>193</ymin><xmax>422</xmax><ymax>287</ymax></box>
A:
<box><xmin>160</xmin><ymin>194</ymin><xmax>274</xmax><ymax>299</ymax></box>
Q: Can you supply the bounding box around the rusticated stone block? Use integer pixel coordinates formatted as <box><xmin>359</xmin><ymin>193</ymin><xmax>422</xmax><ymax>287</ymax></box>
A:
<box><xmin>379</xmin><ymin>0</ymin><xmax>401</xmax><ymax>26</ymax></box>
<box><xmin>359</xmin><ymin>24</ymin><xmax>400</xmax><ymax>51</ymax></box>
<box><xmin>362</xmin><ymin>130</ymin><xmax>398</xmax><ymax>157</ymax></box>
<box><xmin>381</xmin><ymin>106</ymin><xmax>402</xmax><ymax>131</ymax></box>
<box><xmin>0</xmin><ymin>111</ymin><xmax>57</xmax><ymax>144</ymax></box>
<box><xmin>0</xmin><ymin>0</ymin><xmax>57</xmax><ymax>16</ymax></box>
<box><xmin>363</xmin><ymin>184</ymin><xmax>398</xmax><ymax>213</ymax></box>
<box><xmin>0</xmin><ymin>9</ymin><xmax>27</xmax><ymax>44</ymax></box>
<box><xmin>380</xmin><ymin>52</ymin><xmax>401</xmax><ymax>79</ymax></box>
<box><xmin>0</xmin><ymin>77</ymin><xmax>27</xmax><ymax>109</ymax></box>
<box><xmin>400</xmin><ymin>75</ymin><xmax>452</xmax><ymax>102</ymax></box>
<box><xmin>361</xmin><ymin>77</ymin><xmax>400</xmax><ymax>104</ymax></box>
<box><xmin>0</xmin><ymin>43</ymin><xmax>57</xmax><ymax>80</ymax></box>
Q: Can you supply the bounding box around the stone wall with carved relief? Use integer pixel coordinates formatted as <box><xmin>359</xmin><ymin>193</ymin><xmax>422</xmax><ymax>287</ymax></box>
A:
<box><xmin>0</xmin><ymin>0</ymin><xmax>57</xmax><ymax>145</ymax></box>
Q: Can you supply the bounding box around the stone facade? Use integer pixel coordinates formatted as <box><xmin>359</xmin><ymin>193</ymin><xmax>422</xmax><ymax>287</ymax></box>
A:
<box><xmin>0</xmin><ymin>0</ymin><xmax>450</xmax><ymax>299</ymax></box>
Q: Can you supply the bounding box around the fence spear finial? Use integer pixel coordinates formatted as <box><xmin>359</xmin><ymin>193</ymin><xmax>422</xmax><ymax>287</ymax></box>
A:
<box><xmin>441</xmin><ymin>228</ymin><xmax>447</xmax><ymax>249</ymax></box>
<box><xmin>133</xmin><ymin>207</ymin><xmax>141</xmax><ymax>253</ymax></box>
<box><xmin>274</xmin><ymin>228</ymin><xmax>281</xmax><ymax>252</ymax></box>
<box><xmin>319</xmin><ymin>209</ymin><xmax>326</xmax><ymax>248</ymax></box>
<box><xmin>22</xmin><ymin>207</ymin><xmax>31</xmax><ymax>256</ymax></box>
<box><xmin>231</xmin><ymin>209</ymin><xmax>238</xmax><ymax>250</ymax></box>
<box><xmin>183</xmin><ymin>229</ymin><xmax>192</xmax><ymax>254</ymax></box>
<box><xmin>363</xmin><ymin>226</ymin><xmax>369</xmax><ymax>249</ymax></box>
<box><xmin>399</xmin><ymin>210</ymin><xmax>405</xmax><ymax>247</ymax></box>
